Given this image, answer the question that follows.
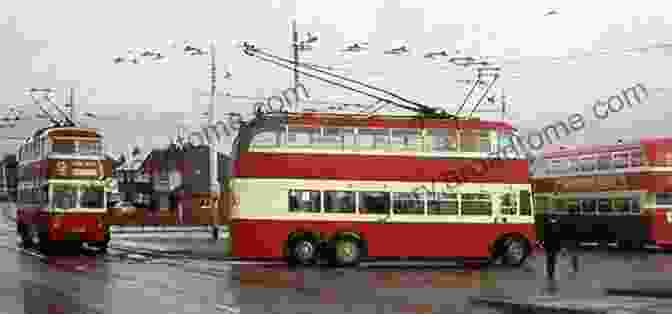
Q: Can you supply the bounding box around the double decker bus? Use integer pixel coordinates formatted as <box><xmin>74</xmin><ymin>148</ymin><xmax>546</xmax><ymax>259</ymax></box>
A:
<box><xmin>230</xmin><ymin>112</ymin><xmax>536</xmax><ymax>267</ymax></box>
<box><xmin>15</xmin><ymin>126</ymin><xmax>112</xmax><ymax>254</ymax></box>
<box><xmin>532</xmin><ymin>137</ymin><xmax>672</xmax><ymax>249</ymax></box>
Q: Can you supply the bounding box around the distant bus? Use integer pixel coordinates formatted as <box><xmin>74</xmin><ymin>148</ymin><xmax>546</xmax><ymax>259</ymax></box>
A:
<box><xmin>532</xmin><ymin>137</ymin><xmax>672</xmax><ymax>248</ymax></box>
<box><xmin>229</xmin><ymin>112</ymin><xmax>536</xmax><ymax>267</ymax></box>
<box><xmin>15</xmin><ymin>126</ymin><xmax>112</xmax><ymax>254</ymax></box>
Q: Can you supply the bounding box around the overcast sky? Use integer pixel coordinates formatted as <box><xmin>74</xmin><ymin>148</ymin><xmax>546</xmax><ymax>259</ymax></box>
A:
<box><xmin>1</xmin><ymin>0</ymin><xmax>672</xmax><ymax>156</ymax></box>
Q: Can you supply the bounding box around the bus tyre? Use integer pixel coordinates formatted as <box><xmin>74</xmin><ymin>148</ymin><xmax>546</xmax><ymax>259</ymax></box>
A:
<box><xmin>288</xmin><ymin>239</ymin><xmax>317</xmax><ymax>266</ymax></box>
<box><xmin>330</xmin><ymin>238</ymin><xmax>362</xmax><ymax>267</ymax></box>
<box><xmin>501</xmin><ymin>236</ymin><xmax>529</xmax><ymax>267</ymax></box>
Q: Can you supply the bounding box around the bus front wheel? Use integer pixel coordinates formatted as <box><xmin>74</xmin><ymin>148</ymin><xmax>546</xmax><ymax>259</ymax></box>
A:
<box><xmin>501</xmin><ymin>236</ymin><xmax>530</xmax><ymax>267</ymax></box>
<box><xmin>288</xmin><ymin>239</ymin><xmax>317</xmax><ymax>266</ymax></box>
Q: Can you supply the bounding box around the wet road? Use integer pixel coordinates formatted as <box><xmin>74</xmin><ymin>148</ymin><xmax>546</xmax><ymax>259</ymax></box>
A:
<box><xmin>3</xmin><ymin>203</ymin><xmax>672</xmax><ymax>313</ymax></box>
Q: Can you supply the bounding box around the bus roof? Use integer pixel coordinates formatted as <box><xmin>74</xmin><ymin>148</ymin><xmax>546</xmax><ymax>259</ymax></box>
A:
<box><xmin>541</xmin><ymin>136</ymin><xmax>672</xmax><ymax>159</ymax></box>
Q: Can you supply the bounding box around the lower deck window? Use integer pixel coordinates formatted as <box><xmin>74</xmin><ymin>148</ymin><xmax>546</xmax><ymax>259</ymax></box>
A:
<box><xmin>324</xmin><ymin>191</ymin><xmax>355</xmax><ymax>213</ymax></box>
<box><xmin>80</xmin><ymin>187</ymin><xmax>104</xmax><ymax>208</ymax></box>
<box><xmin>358</xmin><ymin>191</ymin><xmax>390</xmax><ymax>215</ymax></box>
<box><xmin>500</xmin><ymin>193</ymin><xmax>517</xmax><ymax>215</ymax></box>
<box><xmin>428</xmin><ymin>193</ymin><xmax>458</xmax><ymax>215</ymax></box>
<box><xmin>288</xmin><ymin>190</ymin><xmax>321</xmax><ymax>213</ymax></box>
<box><xmin>461</xmin><ymin>193</ymin><xmax>492</xmax><ymax>215</ymax></box>
<box><xmin>656</xmin><ymin>192</ymin><xmax>672</xmax><ymax>206</ymax></box>
<box><xmin>392</xmin><ymin>192</ymin><xmax>424</xmax><ymax>215</ymax></box>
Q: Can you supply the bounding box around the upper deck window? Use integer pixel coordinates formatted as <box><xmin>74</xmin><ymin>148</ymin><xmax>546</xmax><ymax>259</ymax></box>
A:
<box><xmin>52</xmin><ymin>141</ymin><xmax>76</xmax><ymax>154</ymax></box>
<box><xmin>461</xmin><ymin>193</ymin><xmax>492</xmax><ymax>215</ymax></box>
<box><xmin>630</xmin><ymin>150</ymin><xmax>642</xmax><ymax>167</ymax></box>
<box><xmin>461</xmin><ymin>129</ymin><xmax>491</xmax><ymax>153</ymax></box>
<box><xmin>357</xmin><ymin>128</ymin><xmax>388</xmax><ymax>149</ymax></box>
<box><xmin>251</xmin><ymin>131</ymin><xmax>279</xmax><ymax>147</ymax></box>
<box><xmin>656</xmin><ymin>192</ymin><xmax>672</xmax><ymax>206</ymax></box>
<box><xmin>428</xmin><ymin>128</ymin><xmax>458</xmax><ymax>152</ymax></box>
<box><xmin>597</xmin><ymin>154</ymin><xmax>611</xmax><ymax>171</ymax></box>
<box><xmin>317</xmin><ymin>128</ymin><xmax>343</xmax><ymax>147</ymax></box>
<box><xmin>77</xmin><ymin>142</ymin><xmax>103</xmax><ymax>155</ymax></box>
<box><xmin>428</xmin><ymin>192</ymin><xmax>458</xmax><ymax>215</ymax></box>
<box><xmin>358</xmin><ymin>191</ymin><xmax>390</xmax><ymax>215</ymax></box>
<box><xmin>287</xmin><ymin>127</ymin><xmax>319</xmax><ymax>147</ymax></box>
<box><xmin>613</xmin><ymin>153</ymin><xmax>628</xmax><ymax>169</ymax></box>
<box><xmin>390</xmin><ymin>128</ymin><xmax>418</xmax><ymax>150</ymax></box>
<box><xmin>580</xmin><ymin>156</ymin><xmax>596</xmax><ymax>172</ymax></box>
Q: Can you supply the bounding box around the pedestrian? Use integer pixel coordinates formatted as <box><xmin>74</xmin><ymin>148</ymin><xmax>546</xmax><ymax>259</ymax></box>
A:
<box><xmin>543</xmin><ymin>214</ymin><xmax>563</xmax><ymax>280</ymax></box>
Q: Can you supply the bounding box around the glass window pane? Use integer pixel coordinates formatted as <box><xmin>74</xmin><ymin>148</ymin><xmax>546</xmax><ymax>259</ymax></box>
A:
<box><xmin>598</xmin><ymin>198</ymin><xmax>611</xmax><ymax>213</ymax></box>
<box><xmin>580</xmin><ymin>158</ymin><xmax>596</xmax><ymax>172</ymax></box>
<box><xmin>392</xmin><ymin>192</ymin><xmax>424</xmax><ymax>215</ymax></box>
<box><xmin>580</xmin><ymin>199</ymin><xmax>596</xmax><ymax>213</ymax></box>
<box><xmin>51</xmin><ymin>185</ymin><xmax>77</xmax><ymax>209</ymax></box>
<box><xmin>461</xmin><ymin>193</ymin><xmax>492</xmax><ymax>215</ymax></box>
<box><xmin>358</xmin><ymin>191</ymin><xmax>390</xmax><ymax>215</ymax></box>
<box><xmin>390</xmin><ymin>129</ymin><xmax>418</xmax><ymax>150</ymax></box>
<box><xmin>520</xmin><ymin>190</ymin><xmax>532</xmax><ymax>215</ymax></box>
<box><xmin>613</xmin><ymin>153</ymin><xmax>628</xmax><ymax>169</ymax></box>
<box><xmin>613</xmin><ymin>199</ymin><xmax>627</xmax><ymax>212</ymax></box>
<box><xmin>500</xmin><ymin>193</ymin><xmax>518</xmax><ymax>215</ymax></box>
<box><xmin>358</xmin><ymin>128</ymin><xmax>388</xmax><ymax>149</ymax></box>
<box><xmin>81</xmin><ymin>186</ymin><xmax>104</xmax><ymax>208</ymax></box>
<box><xmin>52</xmin><ymin>142</ymin><xmax>76</xmax><ymax>154</ymax></box>
<box><xmin>251</xmin><ymin>131</ymin><xmax>279</xmax><ymax>147</ymax></box>
<box><xmin>428</xmin><ymin>192</ymin><xmax>458</xmax><ymax>215</ymax></box>
<box><xmin>318</xmin><ymin>128</ymin><xmax>343</xmax><ymax>146</ymax></box>
<box><xmin>324</xmin><ymin>191</ymin><xmax>355</xmax><ymax>213</ymax></box>
<box><xmin>461</xmin><ymin>129</ymin><xmax>489</xmax><ymax>152</ymax></box>
<box><xmin>597</xmin><ymin>154</ymin><xmax>611</xmax><ymax>170</ymax></box>
<box><xmin>288</xmin><ymin>190</ymin><xmax>321</xmax><ymax>213</ymax></box>
<box><xmin>343</xmin><ymin>128</ymin><xmax>355</xmax><ymax>147</ymax></box>
<box><xmin>429</xmin><ymin>128</ymin><xmax>458</xmax><ymax>152</ymax></box>
<box><xmin>656</xmin><ymin>192</ymin><xmax>672</xmax><ymax>206</ymax></box>
<box><xmin>287</xmin><ymin>127</ymin><xmax>319</xmax><ymax>146</ymax></box>
<box><xmin>631</xmin><ymin>198</ymin><xmax>640</xmax><ymax>213</ymax></box>
<box><xmin>630</xmin><ymin>150</ymin><xmax>642</xmax><ymax>167</ymax></box>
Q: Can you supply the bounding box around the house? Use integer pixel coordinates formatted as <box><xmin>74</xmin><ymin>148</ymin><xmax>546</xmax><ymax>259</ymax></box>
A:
<box><xmin>112</xmin><ymin>149</ymin><xmax>153</xmax><ymax>207</ymax></box>
<box><xmin>0</xmin><ymin>154</ymin><xmax>17</xmax><ymax>201</ymax></box>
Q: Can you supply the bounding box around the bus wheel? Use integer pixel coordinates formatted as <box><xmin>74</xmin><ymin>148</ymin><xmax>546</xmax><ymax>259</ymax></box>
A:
<box><xmin>331</xmin><ymin>238</ymin><xmax>362</xmax><ymax>267</ymax></box>
<box><xmin>289</xmin><ymin>238</ymin><xmax>317</xmax><ymax>266</ymax></box>
<box><xmin>501</xmin><ymin>236</ymin><xmax>529</xmax><ymax>267</ymax></box>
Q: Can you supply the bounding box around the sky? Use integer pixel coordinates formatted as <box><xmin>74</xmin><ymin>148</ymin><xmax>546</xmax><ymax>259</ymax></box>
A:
<box><xmin>1</xmin><ymin>0</ymin><xmax>672</xmax><ymax>157</ymax></box>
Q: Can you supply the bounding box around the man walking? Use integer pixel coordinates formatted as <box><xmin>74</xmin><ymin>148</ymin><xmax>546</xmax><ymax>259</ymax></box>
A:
<box><xmin>543</xmin><ymin>214</ymin><xmax>563</xmax><ymax>280</ymax></box>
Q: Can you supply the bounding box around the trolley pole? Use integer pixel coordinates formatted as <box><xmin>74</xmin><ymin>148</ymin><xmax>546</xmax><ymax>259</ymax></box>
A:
<box><xmin>208</xmin><ymin>41</ymin><xmax>220</xmax><ymax>240</ymax></box>
<box><xmin>292</xmin><ymin>20</ymin><xmax>299</xmax><ymax>99</ymax></box>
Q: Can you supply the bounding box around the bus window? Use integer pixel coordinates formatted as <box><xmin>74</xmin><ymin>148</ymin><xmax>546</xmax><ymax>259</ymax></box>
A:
<box><xmin>534</xmin><ymin>196</ymin><xmax>550</xmax><ymax>213</ymax></box>
<box><xmin>598</xmin><ymin>198</ymin><xmax>611</xmax><ymax>213</ymax></box>
<box><xmin>630</xmin><ymin>150</ymin><xmax>642</xmax><ymax>167</ymax></box>
<box><xmin>343</xmin><ymin>128</ymin><xmax>356</xmax><ymax>147</ymax></box>
<box><xmin>580</xmin><ymin>199</ymin><xmax>596</xmax><ymax>214</ymax></box>
<box><xmin>428</xmin><ymin>192</ymin><xmax>458</xmax><ymax>215</ymax></box>
<box><xmin>567</xmin><ymin>199</ymin><xmax>579</xmax><ymax>214</ymax></box>
<box><xmin>597</xmin><ymin>154</ymin><xmax>611</xmax><ymax>171</ymax></box>
<box><xmin>287</xmin><ymin>127</ymin><xmax>318</xmax><ymax>147</ymax></box>
<box><xmin>317</xmin><ymin>128</ymin><xmax>343</xmax><ymax>147</ymax></box>
<box><xmin>500</xmin><ymin>193</ymin><xmax>517</xmax><ymax>215</ymax></box>
<box><xmin>358</xmin><ymin>191</ymin><xmax>390</xmax><ymax>215</ymax></box>
<box><xmin>252</xmin><ymin>131</ymin><xmax>280</xmax><ymax>148</ymax></box>
<box><xmin>429</xmin><ymin>128</ymin><xmax>458</xmax><ymax>152</ymax></box>
<box><xmin>358</xmin><ymin>128</ymin><xmax>388</xmax><ymax>149</ymax></box>
<box><xmin>613</xmin><ymin>153</ymin><xmax>628</xmax><ymax>169</ymax></box>
<box><xmin>390</xmin><ymin>128</ymin><xmax>418</xmax><ymax>151</ymax></box>
<box><xmin>392</xmin><ymin>192</ymin><xmax>425</xmax><ymax>215</ymax></box>
<box><xmin>655</xmin><ymin>192</ymin><xmax>672</xmax><ymax>206</ymax></box>
<box><xmin>461</xmin><ymin>129</ymin><xmax>490</xmax><ymax>153</ymax></box>
<box><xmin>580</xmin><ymin>157</ymin><xmax>596</xmax><ymax>172</ymax></box>
<box><xmin>612</xmin><ymin>199</ymin><xmax>628</xmax><ymax>213</ymax></box>
<box><xmin>52</xmin><ymin>141</ymin><xmax>76</xmax><ymax>154</ymax></box>
<box><xmin>461</xmin><ymin>193</ymin><xmax>492</xmax><ymax>215</ymax></box>
<box><xmin>631</xmin><ymin>197</ymin><xmax>640</xmax><ymax>213</ymax></box>
<box><xmin>288</xmin><ymin>190</ymin><xmax>321</xmax><ymax>213</ymax></box>
<box><xmin>568</xmin><ymin>158</ymin><xmax>579</xmax><ymax>172</ymax></box>
<box><xmin>81</xmin><ymin>186</ymin><xmax>104</xmax><ymax>208</ymax></box>
<box><xmin>324</xmin><ymin>191</ymin><xmax>355</xmax><ymax>213</ymax></box>
<box><xmin>51</xmin><ymin>184</ymin><xmax>77</xmax><ymax>209</ymax></box>
<box><xmin>78</xmin><ymin>141</ymin><xmax>103</xmax><ymax>155</ymax></box>
<box><xmin>552</xmin><ymin>198</ymin><xmax>567</xmax><ymax>213</ymax></box>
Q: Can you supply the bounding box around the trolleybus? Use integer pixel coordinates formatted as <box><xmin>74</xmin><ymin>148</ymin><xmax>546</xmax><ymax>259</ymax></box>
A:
<box><xmin>532</xmin><ymin>137</ymin><xmax>672</xmax><ymax>249</ymax></box>
<box><xmin>230</xmin><ymin>112</ymin><xmax>536</xmax><ymax>267</ymax></box>
<box><xmin>15</xmin><ymin>126</ymin><xmax>112</xmax><ymax>253</ymax></box>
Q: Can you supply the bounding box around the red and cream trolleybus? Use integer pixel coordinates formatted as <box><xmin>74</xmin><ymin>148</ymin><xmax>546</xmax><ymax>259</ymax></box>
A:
<box><xmin>532</xmin><ymin>137</ymin><xmax>672</xmax><ymax>249</ymax></box>
<box><xmin>229</xmin><ymin>111</ymin><xmax>536</xmax><ymax>267</ymax></box>
<box><xmin>15</xmin><ymin>126</ymin><xmax>112</xmax><ymax>254</ymax></box>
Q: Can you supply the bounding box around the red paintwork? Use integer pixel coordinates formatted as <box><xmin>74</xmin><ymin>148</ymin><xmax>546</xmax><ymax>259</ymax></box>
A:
<box><xmin>17</xmin><ymin>207</ymin><xmax>105</xmax><ymax>242</ymax></box>
<box><xmin>651</xmin><ymin>208</ymin><xmax>672</xmax><ymax>244</ymax></box>
<box><xmin>230</xmin><ymin>218</ymin><xmax>536</xmax><ymax>258</ymax></box>
<box><xmin>234</xmin><ymin>152</ymin><xmax>530</xmax><ymax>183</ymax></box>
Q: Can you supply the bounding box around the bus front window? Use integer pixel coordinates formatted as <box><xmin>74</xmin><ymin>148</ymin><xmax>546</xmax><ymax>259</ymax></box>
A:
<box><xmin>81</xmin><ymin>186</ymin><xmax>104</xmax><ymax>208</ymax></box>
<box><xmin>51</xmin><ymin>185</ymin><xmax>77</xmax><ymax>209</ymax></box>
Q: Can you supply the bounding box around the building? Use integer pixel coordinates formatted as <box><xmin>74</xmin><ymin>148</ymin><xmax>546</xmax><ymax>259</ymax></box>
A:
<box><xmin>112</xmin><ymin>150</ymin><xmax>153</xmax><ymax>207</ymax></box>
<box><xmin>0</xmin><ymin>154</ymin><xmax>17</xmax><ymax>201</ymax></box>
<box><xmin>142</xmin><ymin>143</ymin><xmax>231</xmax><ymax>225</ymax></box>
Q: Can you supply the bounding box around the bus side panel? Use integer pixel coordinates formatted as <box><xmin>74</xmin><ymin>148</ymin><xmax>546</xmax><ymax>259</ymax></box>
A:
<box><xmin>651</xmin><ymin>208</ymin><xmax>672</xmax><ymax>245</ymax></box>
<box><xmin>231</xmin><ymin>218</ymin><xmax>536</xmax><ymax>259</ymax></box>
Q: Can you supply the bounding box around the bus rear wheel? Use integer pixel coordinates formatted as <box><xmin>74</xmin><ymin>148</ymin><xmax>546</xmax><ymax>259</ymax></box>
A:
<box><xmin>330</xmin><ymin>238</ymin><xmax>362</xmax><ymax>267</ymax></box>
<box><xmin>288</xmin><ymin>238</ymin><xmax>318</xmax><ymax>266</ymax></box>
<box><xmin>501</xmin><ymin>236</ymin><xmax>530</xmax><ymax>267</ymax></box>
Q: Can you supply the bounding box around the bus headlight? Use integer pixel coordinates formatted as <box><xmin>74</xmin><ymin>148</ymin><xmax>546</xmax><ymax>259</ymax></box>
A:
<box><xmin>51</xmin><ymin>216</ymin><xmax>62</xmax><ymax>229</ymax></box>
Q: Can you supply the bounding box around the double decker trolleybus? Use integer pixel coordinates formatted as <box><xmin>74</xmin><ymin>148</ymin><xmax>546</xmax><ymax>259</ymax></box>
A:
<box><xmin>15</xmin><ymin>126</ymin><xmax>112</xmax><ymax>254</ymax></box>
<box><xmin>532</xmin><ymin>137</ymin><xmax>672</xmax><ymax>249</ymax></box>
<box><xmin>229</xmin><ymin>112</ymin><xmax>536</xmax><ymax>267</ymax></box>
